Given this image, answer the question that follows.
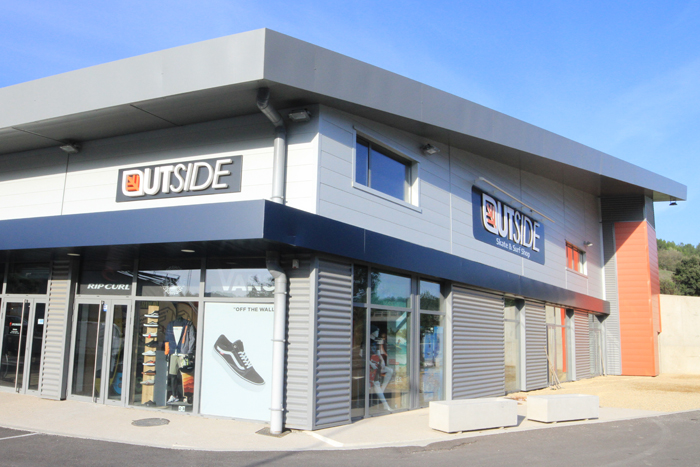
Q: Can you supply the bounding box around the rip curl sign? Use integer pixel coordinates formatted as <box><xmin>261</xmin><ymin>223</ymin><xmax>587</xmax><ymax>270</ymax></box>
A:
<box><xmin>116</xmin><ymin>156</ymin><xmax>242</xmax><ymax>202</ymax></box>
<box><xmin>471</xmin><ymin>186</ymin><xmax>545</xmax><ymax>264</ymax></box>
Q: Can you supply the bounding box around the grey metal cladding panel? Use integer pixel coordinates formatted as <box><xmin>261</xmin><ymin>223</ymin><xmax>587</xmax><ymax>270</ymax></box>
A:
<box><xmin>525</xmin><ymin>301</ymin><xmax>548</xmax><ymax>390</ymax></box>
<box><xmin>574</xmin><ymin>312</ymin><xmax>591</xmax><ymax>380</ymax></box>
<box><xmin>0</xmin><ymin>30</ymin><xmax>266</xmax><ymax>129</ymax></box>
<box><xmin>602</xmin><ymin>222</ymin><xmax>622</xmax><ymax>375</ymax></box>
<box><xmin>283</xmin><ymin>256</ymin><xmax>313</xmax><ymax>430</ymax></box>
<box><xmin>600</xmin><ymin>196</ymin><xmax>645</xmax><ymax>223</ymax></box>
<box><xmin>314</xmin><ymin>259</ymin><xmax>352</xmax><ymax>429</ymax></box>
<box><xmin>40</xmin><ymin>260</ymin><xmax>72</xmax><ymax>400</ymax></box>
<box><xmin>451</xmin><ymin>286</ymin><xmax>505</xmax><ymax>399</ymax></box>
<box><xmin>645</xmin><ymin>196</ymin><xmax>655</xmax><ymax>229</ymax></box>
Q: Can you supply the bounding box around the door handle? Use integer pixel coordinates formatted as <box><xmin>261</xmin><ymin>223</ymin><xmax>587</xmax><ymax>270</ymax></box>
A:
<box><xmin>15</xmin><ymin>300</ymin><xmax>28</xmax><ymax>393</ymax></box>
<box><xmin>91</xmin><ymin>302</ymin><xmax>105</xmax><ymax>402</ymax></box>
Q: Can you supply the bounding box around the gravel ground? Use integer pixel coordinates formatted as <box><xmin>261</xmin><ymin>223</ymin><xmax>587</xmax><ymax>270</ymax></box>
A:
<box><xmin>508</xmin><ymin>373</ymin><xmax>700</xmax><ymax>412</ymax></box>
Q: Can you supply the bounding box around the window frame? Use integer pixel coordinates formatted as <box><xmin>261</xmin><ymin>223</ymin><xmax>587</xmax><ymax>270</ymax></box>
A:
<box><xmin>352</xmin><ymin>129</ymin><xmax>420</xmax><ymax>210</ymax></box>
<box><xmin>566</xmin><ymin>242</ymin><xmax>587</xmax><ymax>276</ymax></box>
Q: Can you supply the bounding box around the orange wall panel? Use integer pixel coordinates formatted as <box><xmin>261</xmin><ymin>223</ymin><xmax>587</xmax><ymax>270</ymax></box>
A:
<box><xmin>615</xmin><ymin>221</ymin><xmax>659</xmax><ymax>376</ymax></box>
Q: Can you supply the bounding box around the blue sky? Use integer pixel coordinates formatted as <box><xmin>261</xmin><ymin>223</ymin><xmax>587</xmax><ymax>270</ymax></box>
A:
<box><xmin>1</xmin><ymin>0</ymin><xmax>698</xmax><ymax>244</ymax></box>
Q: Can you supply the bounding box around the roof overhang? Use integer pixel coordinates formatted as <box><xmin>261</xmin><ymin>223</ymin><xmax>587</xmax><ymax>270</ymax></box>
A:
<box><xmin>0</xmin><ymin>28</ymin><xmax>686</xmax><ymax>201</ymax></box>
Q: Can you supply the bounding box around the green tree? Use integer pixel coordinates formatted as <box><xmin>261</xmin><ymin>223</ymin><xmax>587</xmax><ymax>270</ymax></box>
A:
<box><xmin>658</xmin><ymin>248</ymin><xmax>684</xmax><ymax>272</ymax></box>
<box><xmin>674</xmin><ymin>257</ymin><xmax>700</xmax><ymax>296</ymax></box>
<box><xmin>660</xmin><ymin>278</ymin><xmax>678</xmax><ymax>295</ymax></box>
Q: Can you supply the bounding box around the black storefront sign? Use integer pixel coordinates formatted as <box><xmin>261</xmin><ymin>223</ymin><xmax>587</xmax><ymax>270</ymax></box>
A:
<box><xmin>78</xmin><ymin>269</ymin><xmax>133</xmax><ymax>295</ymax></box>
<box><xmin>116</xmin><ymin>156</ymin><xmax>242</xmax><ymax>202</ymax></box>
<box><xmin>471</xmin><ymin>186</ymin><xmax>546</xmax><ymax>265</ymax></box>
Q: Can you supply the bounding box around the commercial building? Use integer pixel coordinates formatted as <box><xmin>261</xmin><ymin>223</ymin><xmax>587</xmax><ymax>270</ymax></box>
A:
<box><xmin>0</xmin><ymin>29</ymin><xmax>686</xmax><ymax>433</ymax></box>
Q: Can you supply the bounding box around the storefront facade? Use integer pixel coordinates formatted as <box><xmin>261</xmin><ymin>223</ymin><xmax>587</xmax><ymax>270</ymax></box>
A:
<box><xmin>0</xmin><ymin>29</ymin><xmax>685</xmax><ymax>432</ymax></box>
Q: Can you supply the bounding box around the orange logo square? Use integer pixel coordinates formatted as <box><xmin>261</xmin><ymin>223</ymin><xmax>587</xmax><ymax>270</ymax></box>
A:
<box><xmin>126</xmin><ymin>174</ymin><xmax>140</xmax><ymax>192</ymax></box>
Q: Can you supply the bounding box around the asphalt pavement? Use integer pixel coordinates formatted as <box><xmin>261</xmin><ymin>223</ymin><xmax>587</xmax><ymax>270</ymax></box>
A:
<box><xmin>0</xmin><ymin>410</ymin><xmax>698</xmax><ymax>466</ymax></box>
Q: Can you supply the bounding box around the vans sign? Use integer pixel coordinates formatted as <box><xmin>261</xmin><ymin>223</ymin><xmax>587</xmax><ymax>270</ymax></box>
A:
<box><xmin>471</xmin><ymin>186</ymin><xmax>545</xmax><ymax>264</ymax></box>
<box><xmin>116</xmin><ymin>156</ymin><xmax>242</xmax><ymax>202</ymax></box>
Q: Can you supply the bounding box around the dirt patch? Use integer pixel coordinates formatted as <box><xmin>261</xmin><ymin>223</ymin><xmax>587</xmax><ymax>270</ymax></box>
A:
<box><xmin>507</xmin><ymin>374</ymin><xmax>700</xmax><ymax>413</ymax></box>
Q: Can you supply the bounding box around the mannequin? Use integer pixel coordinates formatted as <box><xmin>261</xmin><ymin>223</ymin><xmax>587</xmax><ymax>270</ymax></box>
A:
<box><xmin>165</xmin><ymin>304</ymin><xmax>196</xmax><ymax>403</ymax></box>
<box><xmin>369</xmin><ymin>325</ymin><xmax>394</xmax><ymax>411</ymax></box>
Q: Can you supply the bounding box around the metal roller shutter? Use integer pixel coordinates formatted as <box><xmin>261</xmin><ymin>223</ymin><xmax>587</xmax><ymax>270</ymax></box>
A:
<box><xmin>282</xmin><ymin>256</ymin><xmax>314</xmax><ymax>430</ymax></box>
<box><xmin>313</xmin><ymin>259</ymin><xmax>353</xmax><ymax>429</ymax></box>
<box><xmin>574</xmin><ymin>312</ymin><xmax>590</xmax><ymax>379</ymax></box>
<box><xmin>451</xmin><ymin>286</ymin><xmax>505</xmax><ymax>399</ymax></box>
<box><xmin>39</xmin><ymin>260</ymin><xmax>75</xmax><ymax>400</ymax></box>
<box><xmin>602</xmin><ymin>222</ymin><xmax>622</xmax><ymax>375</ymax></box>
<box><xmin>525</xmin><ymin>300</ymin><xmax>548</xmax><ymax>390</ymax></box>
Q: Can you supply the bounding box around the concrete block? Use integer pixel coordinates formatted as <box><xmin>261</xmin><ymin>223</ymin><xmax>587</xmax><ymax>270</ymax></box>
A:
<box><xmin>429</xmin><ymin>398</ymin><xmax>518</xmax><ymax>433</ymax></box>
<box><xmin>527</xmin><ymin>394</ymin><xmax>599</xmax><ymax>423</ymax></box>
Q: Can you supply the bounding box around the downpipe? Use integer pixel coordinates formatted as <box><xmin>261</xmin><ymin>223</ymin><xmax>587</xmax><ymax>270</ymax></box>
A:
<box><xmin>266</xmin><ymin>251</ymin><xmax>288</xmax><ymax>435</ymax></box>
<box><xmin>257</xmin><ymin>87</ymin><xmax>287</xmax><ymax>204</ymax></box>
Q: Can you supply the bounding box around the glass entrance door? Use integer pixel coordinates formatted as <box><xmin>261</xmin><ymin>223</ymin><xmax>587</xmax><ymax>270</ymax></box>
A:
<box><xmin>68</xmin><ymin>300</ymin><xmax>130</xmax><ymax>404</ymax></box>
<box><xmin>0</xmin><ymin>300</ymin><xmax>47</xmax><ymax>393</ymax></box>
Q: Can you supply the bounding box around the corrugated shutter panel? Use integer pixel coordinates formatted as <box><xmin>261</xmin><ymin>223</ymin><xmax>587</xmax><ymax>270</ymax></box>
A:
<box><xmin>574</xmin><ymin>312</ymin><xmax>590</xmax><ymax>379</ymax></box>
<box><xmin>283</xmin><ymin>256</ymin><xmax>314</xmax><ymax>430</ymax></box>
<box><xmin>602</xmin><ymin>222</ymin><xmax>622</xmax><ymax>375</ymax></box>
<box><xmin>40</xmin><ymin>260</ymin><xmax>74</xmax><ymax>400</ymax></box>
<box><xmin>313</xmin><ymin>259</ymin><xmax>352</xmax><ymax>429</ymax></box>
<box><xmin>525</xmin><ymin>300</ymin><xmax>547</xmax><ymax>390</ymax></box>
<box><xmin>451</xmin><ymin>286</ymin><xmax>505</xmax><ymax>399</ymax></box>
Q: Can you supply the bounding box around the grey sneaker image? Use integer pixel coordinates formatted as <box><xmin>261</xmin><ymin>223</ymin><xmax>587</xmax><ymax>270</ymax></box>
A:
<box><xmin>213</xmin><ymin>335</ymin><xmax>265</xmax><ymax>386</ymax></box>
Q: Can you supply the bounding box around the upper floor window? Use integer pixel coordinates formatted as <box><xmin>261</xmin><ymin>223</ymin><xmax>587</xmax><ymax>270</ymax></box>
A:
<box><xmin>355</xmin><ymin>137</ymin><xmax>411</xmax><ymax>202</ymax></box>
<box><xmin>566</xmin><ymin>243</ymin><xmax>586</xmax><ymax>274</ymax></box>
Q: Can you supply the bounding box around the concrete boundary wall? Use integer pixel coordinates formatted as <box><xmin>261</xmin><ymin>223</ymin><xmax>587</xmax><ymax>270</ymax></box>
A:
<box><xmin>659</xmin><ymin>294</ymin><xmax>700</xmax><ymax>374</ymax></box>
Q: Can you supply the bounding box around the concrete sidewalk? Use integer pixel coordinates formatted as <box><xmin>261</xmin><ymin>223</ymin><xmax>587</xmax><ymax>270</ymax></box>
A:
<box><xmin>0</xmin><ymin>391</ymin><xmax>667</xmax><ymax>452</ymax></box>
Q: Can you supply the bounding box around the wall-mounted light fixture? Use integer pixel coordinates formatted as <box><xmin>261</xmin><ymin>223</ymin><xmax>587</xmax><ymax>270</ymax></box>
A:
<box><xmin>59</xmin><ymin>141</ymin><xmax>81</xmax><ymax>154</ymax></box>
<box><xmin>420</xmin><ymin>144</ymin><xmax>440</xmax><ymax>156</ymax></box>
<box><xmin>670</xmin><ymin>197</ymin><xmax>678</xmax><ymax>206</ymax></box>
<box><xmin>583</xmin><ymin>241</ymin><xmax>593</xmax><ymax>247</ymax></box>
<box><xmin>288</xmin><ymin>109</ymin><xmax>311</xmax><ymax>123</ymax></box>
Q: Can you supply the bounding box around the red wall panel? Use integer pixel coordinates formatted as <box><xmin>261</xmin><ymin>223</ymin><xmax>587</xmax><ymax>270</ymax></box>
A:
<box><xmin>615</xmin><ymin>221</ymin><xmax>659</xmax><ymax>376</ymax></box>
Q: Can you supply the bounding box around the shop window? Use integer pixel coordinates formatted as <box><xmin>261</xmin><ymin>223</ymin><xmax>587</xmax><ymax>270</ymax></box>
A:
<box><xmin>503</xmin><ymin>299</ymin><xmax>521</xmax><ymax>393</ymax></box>
<box><xmin>352</xmin><ymin>266</ymin><xmax>444</xmax><ymax>415</ymax></box>
<box><xmin>546</xmin><ymin>306</ymin><xmax>570</xmax><ymax>383</ymax></box>
<box><xmin>137</xmin><ymin>260</ymin><xmax>201</xmax><ymax>297</ymax></box>
<box><xmin>419</xmin><ymin>280</ymin><xmax>441</xmax><ymax>311</ymax></box>
<box><xmin>78</xmin><ymin>260</ymin><xmax>134</xmax><ymax>295</ymax></box>
<box><xmin>6</xmin><ymin>263</ymin><xmax>50</xmax><ymax>295</ymax></box>
<box><xmin>370</xmin><ymin>270</ymin><xmax>411</xmax><ymax>308</ymax></box>
<box><xmin>566</xmin><ymin>243</ymin><xmax>586</xmax><ymax>274</ymax></box>
<box><xmin>355</xmin><ymin>137</ymin><xmax>412</xmax><ymax>203</ymax></box>
<box><xmin>419</xmin><ymin>313</ymin><xmax>444</xmax><ymax>407</ymax></box>
<box><xmin>129</xmin><ymin>301</ymin><xmax>198</xmax><ymax>411</ymax></box>
<box><xmin>204</xmin><ymin>258</ymin><xmax>273</xmax><ymax>298</ymax></box>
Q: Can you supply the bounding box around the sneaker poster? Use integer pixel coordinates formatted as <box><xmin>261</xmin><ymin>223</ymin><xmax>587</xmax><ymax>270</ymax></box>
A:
<box><xmin>200</xmin><ymin>302</ymin><xmax>274</xmax><ymax>421</ymax></box>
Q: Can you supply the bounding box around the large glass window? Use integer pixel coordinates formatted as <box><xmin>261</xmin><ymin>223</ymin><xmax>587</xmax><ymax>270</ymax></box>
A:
<box><xmin>204</xmin><ymin>259</ymin><xmax>273</xmax><ymax>298</ymax></box>
<box><xmin>137</xmin><ymin>260</ymin><xmax>201</xmax><ymax>297</ymax></box>
<box><xmin>352</xmin><ymin>266</ymin><xmax>443</xmax><ymax>417</ymax></box>
<box><xmin>6</xmin><ymin>263</ymin><xmax>50</xmax><ymax>294</ymax></box>
<box><xmin>546</xmin><ymin>306</ymin><xmax>570</xmax><ymax>383</ymax></box>
<box><xmin>503</xmin><ymin>299</ymin><xmax>521</xmax><ymax>393</ymax></box>
<box><xmin>355</xmin><ymin>137</ymin><xmax>411</xmax><ymax>202</ymax></box>
<box><xmin>129</xmin><ymin>301</ymin><xmax>198</xmax><ymax>411</ymax></box>
<box><xmin>419</xmin><ymin>313</ymin><xmax>443</xmax><ymax>407</ymax></box>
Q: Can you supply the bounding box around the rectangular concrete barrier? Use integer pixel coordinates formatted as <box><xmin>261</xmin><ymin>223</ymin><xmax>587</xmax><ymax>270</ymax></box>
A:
<box><xmin>527</xmin><ymin>394</ymin><xmax>599</xmax><ymax>423</ymax></box>
<box><xmin>429</xmin><ymin>398</ymin><xmax>518</xmax><ymax>433</ymax></box>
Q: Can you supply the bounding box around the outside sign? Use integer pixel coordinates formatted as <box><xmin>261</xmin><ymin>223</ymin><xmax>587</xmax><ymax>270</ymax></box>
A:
<box><xmin>471</xmin><ymin>186</ymin><xmax>546</xmax><ymax>264</ymax></box>
<box><xmin>116</xmin><ymin>156</ymin><xmax>242</xmax><ymax>202</ymax></box>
